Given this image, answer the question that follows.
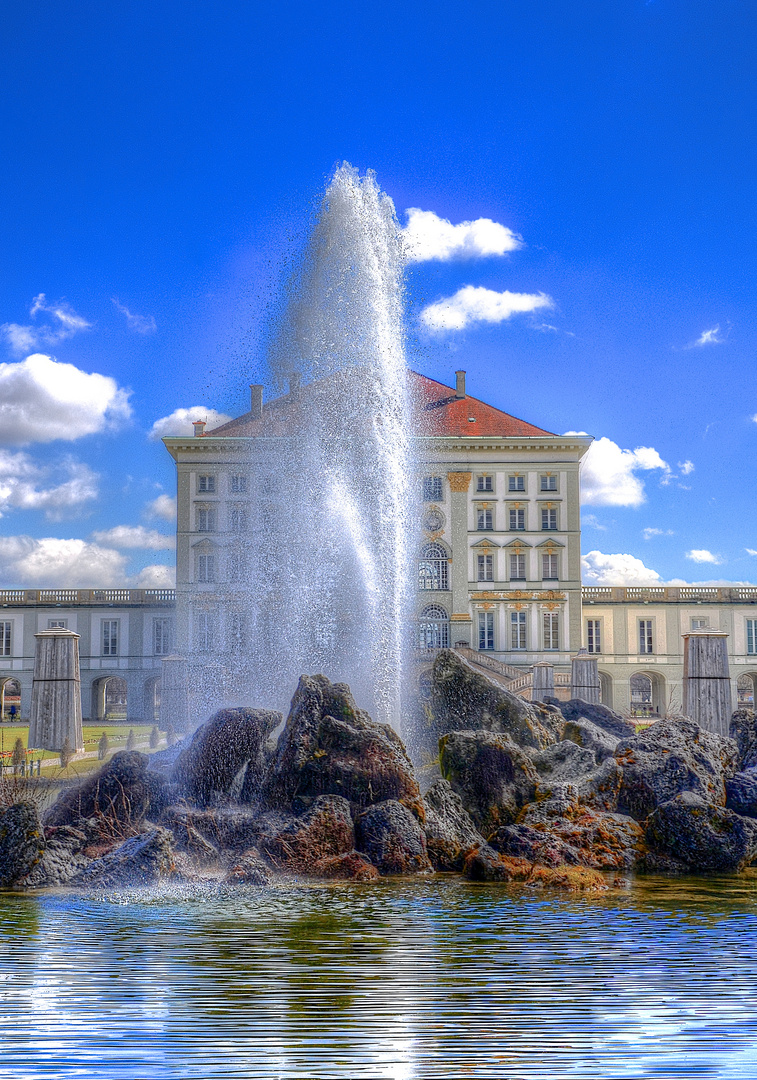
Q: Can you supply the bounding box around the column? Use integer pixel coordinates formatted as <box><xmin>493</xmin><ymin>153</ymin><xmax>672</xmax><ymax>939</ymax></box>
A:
<box><xmin>532</xmin><ymin>662</ymin><xmax>554</xmax><ymax>702</ymax></box>
<box><xmin>571</xmin><ymin>647</ymin><xmax>600</xmax><ymax>704</ymax></box>
<box><xmin>448</xmin><ymin>472</ymin><xmax>472</xmax><ymax>647</ymax></box>
<box><xmin>683</xmin><ymin>631</ymin><xmax>732</xmax><ymax>737</ymax></box>
<box><xmin>28</xmin><ymin>629</ymin><xmax>84</xmax><ymax>752</ymax></box>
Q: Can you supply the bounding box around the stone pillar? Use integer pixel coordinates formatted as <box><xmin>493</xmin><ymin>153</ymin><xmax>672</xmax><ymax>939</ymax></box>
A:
<box><xmin>160</xmin><ymin>654</ymin><xmax>189</xmax><ymax>732</ymax></box>
<box><xmin>28</xmin><ymin>629</ymin><xmax>84</xmax><ymax>752</ymax></box>
<box><xmin>571</xmin><ymin>647</ymin><xmax>600</xmax><ymax>704</ymax></box>
<box><xmin>532</xmin><ymin>662</ymin><xmax>554</xmax><ymax>702</ymax></box>
<box><xmin>448</xmin><ymin>471</ymin><xmax>472</xmax><ymax>647</ymax></box>
<box><xmin>683</xmin><ymin>631</ymin><xmax>732</xmax><ymax>737</ymax></box>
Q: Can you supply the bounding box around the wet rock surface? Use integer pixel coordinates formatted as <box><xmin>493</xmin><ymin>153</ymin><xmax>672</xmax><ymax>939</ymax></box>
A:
<box><xmin>439</xmin><ymin>730</ymin><xmax>537</xmax><ymax>833</ymax></box>
<box><xmin>730</xmin><ymin>711</ymin><xmax>757</xmax><ymax>770</ymax></box>
<box><xmin>556</xmin><ymin>699</ymin><xmax>636</xmax><ymax>741</ymax></box>
<box><xmin>646</xmin><ymin>792</ymin><xmax>757</xmax><ymax>873</ymax></box>
<box><xmin>0</xmin><ymin>802</ymin><xmax>46</xmax><ymax>887</ymax></box>
<box><xmin>725</xmin><ymin>769</ymin><xmax>757</xmax><ymax>817</ymax></box>
<box><xmin>23</xmin><ymin>825</ymin><xmax>90</xmax><ymax>888</ymax></box>
<box><xmin>260</xmin><ymin>795</ymin><xmax>355</xmax><ymax>871</ymax></box>
<box><xmin>70</xmin><ymin>827</ymin><xmax>175</xmax><ymax>889</ymax></box>
<box><xmin>355</xmin><ymin>800</ymin><xmax>431</xmax><ymax>875</ymax></box>
<box><xmin>45</xmin><ymin>751</ymin><xmax>167</xmax><ymax>829</ymax></box>
<box><xmin>422</xmin><ymin>779</ymin><xmax>485</xmax><ymax>871</ymax></box>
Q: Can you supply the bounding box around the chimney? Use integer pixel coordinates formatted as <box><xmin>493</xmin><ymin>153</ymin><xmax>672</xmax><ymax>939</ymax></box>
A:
<box><xmin>192</xmin><ymin>419</ymin><xmax>206</xmax><ymax>437</ymax></box>
<box><xmin>455</xmin><ymin>370</ymin><xmax>466</xmax><ymax>398</ymax></box>
<box><xmin>289</xmin><ymin>372</ymin><xmax>301</xmax><ymax>399</ymax></box>
<box><xmin>250</xmin><ymin>384</ymin><xmax>263</xmax><ymax>420</ymax></box>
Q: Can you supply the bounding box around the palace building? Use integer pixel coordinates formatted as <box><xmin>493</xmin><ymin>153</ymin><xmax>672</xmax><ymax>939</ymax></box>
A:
<box><xmin>2</xmin><ymin>370</ymin><xmax>757</xmax><ymax>722</ymax></box>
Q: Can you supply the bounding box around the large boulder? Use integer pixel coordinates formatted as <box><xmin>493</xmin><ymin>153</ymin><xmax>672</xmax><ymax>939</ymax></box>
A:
<box><xmin>0</xmin><ymin>802</ymin><xmax>45</xmax><ymax>887</ymax></box>
<box><xmin>23</xmin><ymin>825</ymin><xmax>90</xmax><ymax>888</ymax></box>
<box><xmin>159</xmin><ymin>805</ymin><xmax>263</xmax><ymax>855</ymax></box>
<box><xmin>531</xmin><ymin>740</ymin><xmax>597</xmax><ymax>783</ymax></box>
<box><xmin>488</xmin><ymin>823</ymin><xmax>584</xmax><ymax>867</ymax></box>
<box><xmin>726</xmin><ymin>770</ymin><xmax>757</xmax><ymax>817</ymax></box>
<box><xmin>516</xmin><ymin>794</ymin><xmax>646</xmax><ymax>871</ymax></box>
<box><xmin>355</xmin><ymin>800</ymin><xmax>432</xmax><ymax>874</ymax></box>
<box><xmin>260</xmin><ymin>795</ymin><xmax>355</xmax><ymax>872</ymax></box>
<box><xmin>562</xmin><ymin>719</ymin><xmax>619</xmax><ymax>763</ymax></box>
<box><xmin>729</xmin><ymin>710</ymin><xmax>757</xmax><ymax>770</ymax></box>
<box><xmin>422</xmin><ymin>779</ymin><xmax>486</xmax><ymax>871</ymax></box>
<box><xmin>555</xmin><ymin>699</ymin><xmax>635</xmax><ymax>741</ymax></box>
<box><xmin>646</xmin><ymin>792</ymin><xmax>757</xmax><ymax>873</ymax></box>
<box><xmin>224</xmin><ymin>848</ymin><xmax>272</xmax><ymax>886</ymax></box>
<box><xmin>262</xmin><ymin>675</ymin><xmax>422</xmax><ymax>816</ymax></box>
<box><xmin>439</xmin><ymin>730</ymin><xmax>537</xmax><ymax>835</ymax></box>
<box><xmin>70</xmin><ymin>827</ymin><xmax>175</xmax><ymax>889</ymax></box>
<box><xmin>462</xmin><ymin>845</ymin><xmax>608</xmax><ymax>891</ymax></box>
<box><xmin>45</xmin><ymin>751</ymin><xmax>166</xmax><ymax>829</ymax></box>
<box><xmin>172</xmin><ymin>707</ymin><xmax>282</xmax><ymax>806</ymax></box>
<box><xmin>427</xmin><ymin>650</ymin><xmax>561</xmax><ymax>750</ymax></box>
<box><xmin>614</xmin><ymin>718</ymin><xmax>739</xmax><ymax>821</ymax></box>
<box><xmin>312</xmin><ymin>851</ymin><xmax>379</xmax><ymax>881</ymax></box>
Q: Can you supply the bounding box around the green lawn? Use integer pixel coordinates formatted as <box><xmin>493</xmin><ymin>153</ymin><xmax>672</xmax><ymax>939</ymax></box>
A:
<box><xmin>0</xmin><ymin>724</ymin><xmax>161</xmax><ymax>765</ymax></box>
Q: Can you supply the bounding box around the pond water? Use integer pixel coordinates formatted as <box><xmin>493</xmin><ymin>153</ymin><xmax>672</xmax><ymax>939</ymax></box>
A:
<box><xmin>2</xmin><ymin>875</ymin><xmax>757</xmax><ymax>1079</ymax></box>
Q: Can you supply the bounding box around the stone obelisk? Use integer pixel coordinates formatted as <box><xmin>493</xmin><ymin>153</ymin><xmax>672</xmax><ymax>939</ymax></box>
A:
<box><xmin>28</xmin><ymin>628</ymin><xmax>84</xmax><ymax>752</ymax></box>
<box><xmin>683</xmin><ymin>630</ymin><xmax>732</xmax><ymax>737</ymax></box>
<box><xmin>532</xmin><ymin>661</ymin><xmax>555</xmax><ymax>702</ymax></box>
<box><xmin>570</xmin><ymin>647</ymin><xmax>600</xmax><ymax>704</ymax></box>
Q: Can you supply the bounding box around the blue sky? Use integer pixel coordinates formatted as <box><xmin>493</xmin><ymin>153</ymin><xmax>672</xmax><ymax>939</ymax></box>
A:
<box><xmin>0</xmin><ymin>0</ymin><xmax>755</xmax><ymax>587</ymax></box>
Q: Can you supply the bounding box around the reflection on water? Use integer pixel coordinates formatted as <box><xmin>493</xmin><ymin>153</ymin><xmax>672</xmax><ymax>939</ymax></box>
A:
<box><xmin>2</xmin><ymin>876</ymin><xmax>757</xmax><ymax>1078</ymax></box>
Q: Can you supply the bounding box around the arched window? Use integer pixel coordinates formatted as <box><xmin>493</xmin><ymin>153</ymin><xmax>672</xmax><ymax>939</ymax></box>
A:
<box><xmin>418</xmin><ymin>605</ymin><xmax>449</xmax><ymax>650</ymax></box>
<box><xmin>630</xmin><ymin>673</ymin><xmax>653</xmax><ymax>716</ymax></box>
<box><xmin>418</xmin><ymin>543</ymin><xmax>449</xmax><ymax>591</ymax></box>
<box><xmin>738</xmin><ymin>674</ymin><xmax>756</xmax><ymax>711</ymax></box>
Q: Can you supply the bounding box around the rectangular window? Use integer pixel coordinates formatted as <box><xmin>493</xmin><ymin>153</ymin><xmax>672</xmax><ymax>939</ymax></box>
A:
<box><xmin>153</xmin><ymin>618</ymin><xmax>172</xmax><ymax>656</ymax></box>
<box><xmin>197</xmin><ymin>613</ymin><xmax>214</xmax><ymax>652</ymax></box>
<box><xmin>198</xmin><ymin>475</ymin><xmax>215</xmax><ymax>493</ymax></box>
<box><xmin>477</xmin><ymin>554</ymin><xmax>493</xmax><ymax>581</ymax></box>
<box><xmin>509</xmin><ymin>508</ymin><xmax>525</xmax><ymax>531</ymax></box>
<box><xmin>197</xmin><ymin>508</ymin><xmax>216</xmax><ymax>532</ymax></box>
<box><xmin>477</xmin><ymin>508</ymin><xmax>493</xmax><ymax>531</ymax></box>
<box><xmin>542</xmin><ymin>553</ymin><xmax>559</xmax><ymax>580</ymax></box>
<box><xmin>102</xmin><ymin>620</ymin><xmax>118</xmax><ymax>656</ymax></box>
<box><xmin>510</xmin><ymin>611</ymin><xmax>527</xmax><ymax>650</ymax></box>
<box><xmin>543</xmin><ymin>612</ymin><xmax>560</xmax><ymax>650</ymax></box>
<box><xmin>478</xmin><ymin>611</ymin><xmax>495</xmax><ymax>651</ymax></box>
<box><xmin>230</xmin><ymin>474</ymin><xmax>247</xmax><ymax>494</ymax></box>
<box><xmin>509</xmin><ymin>553</ymin><xmax>526</xmax><ymax>580</ymax></box>
<box><xmin>691</xmin><ymin>617</ymin><xmax>710</xmax><ymax>630</ymax></box>
<box><xmin>586</xmin><ymin>619</ymin><xmax>601</xmax><ymax>654</ymax></box>
<box><xmin>230</xmin><ymin>507</ymin><xmax>248</xmax><ymax>532</ymax></box>
<box><xmin>476</xmin><ymin>475</ymin><xmax>493</xmax><ymax>492</ymax></box>
<box><xmin>508</xmin><ymin>475</ymin><xmax>525</xmax><ymax>492</ymax></box>
<box><xmin>47</xmin><ymin>619</ymin><xmax>68</xmax><ymax>629</ymax></box>
<box><xmin>229</xmin><ymin>553</ymin><xmax>244</xmax><ymax>583</ymax></box>
<box><xmin>229</xmin><ymin>613</ymin><xmax>246</xmax><ymax>652</ymax></box>
<box><xmin>748</xmin><ymin>620</ymin><xmax>757</xmax><ymax>655</ymax></box>
<box><xmin>423</xmin><ymin>476</ymin><xmax>443</xmax><ymax>502</ymax></box>
<box><xmin>540</xmin><ymin>474</ymin><xmax>557</xmax><ymax>492</ymax></box>
<box><xmin>639</xmin><ymin>619</ymin><xmax>654</xmax><ymax>654</ymax></box>
<box><xmin>197</xmin><ymin>554</ymin><xmax>216</xmax><ymax>583</ymax></box>
<box><xmin>541</xmin><ymin>508</ymin><xmax>558</xmax><ymax>531</ymax></box>
<box><xmin>0</xmin><ymin>622</ymin><xmax>11</xmax><ymax>656</ymax></box>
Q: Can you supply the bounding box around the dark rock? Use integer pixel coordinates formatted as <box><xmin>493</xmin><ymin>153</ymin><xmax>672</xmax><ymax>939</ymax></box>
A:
<box><xmin>428</xmin><ymin>649</ymin><xmax>561</xmax><ymax>750</ymax></box>
<box><xmin>562</xmin><ymin>718</ymin><xmax>619</xmax><ymax>763</ymax></box>
<box><xmin>23</xmin><ymin>825</ymin><xmax>90</xmax><ymax>888</ymax></box>
<box><xmin>439</xmin><ymin>730</ymin><xmax>537</xmax><ymax>834</ymax></box>
<box><xmin>312</xmin><ymin>850</ymin><xmax>379</xmax><ymax>881</ymax></box>
<box><xmin>355</xmin><ymin>800</ymin><xmax>432</xmax><ymax>875</ymax></box>
<box><xmin>534</xmin><ymin>757</ymin><xmax>624</xmax><ymax>813</ymax></box>
<box><xmin>531</xmin><ymin>740</ymin><xmax>597</xmax><ymax>782</ymax></box>
<box><xmin>556</xmin><ymin>699</ymin><xmax>636</xmax><ymax>741</ymax></box>
<box><xmin>45</xmin><ymin>751</ymin><xmax>167</xmax><ymax>829</ymax></box>
<box><xmin>615</xmin><ymin>718</ymin><xmax>739</xmax><ymax>821</ymax></box>
<box><xmin>463</xmin><ymin>843</ymin><xmax>512</xmax><ymax>881</ymax></box>
<box><xmin>172</xmin><ymin>707</ymin><xmax>282</xmax><ymax>806</ymax></box>
<box><xmin>517</xmin><ymin>796</ymin><xmax>646</xmax><ymax>871</ymax></box>
<box><xmin>489</xmin><ymin>823</ymin><xmax>584</xmax><ymax>866</ymax></box>
<box><xmin>262</xmin><ymin>675</ymin><xmax>422</xmax><ymax>816</ymax></box>
<box><xmin>145</xmin><ymin>736</ymin><xmax>189</xmax><ymax>776</ymax></box>
<box><xmin>224</xmin><ymin>848</ymin><xmax>272</xmax><ymax>886</ymax></box>
<box><xmin>422</xmin><ymin>778</ymin><xmax>486</xmax><ymax>871</ymax></box>
<box><xmin>0</xmin><ymin>802</ymin><xmax>46</xmax><ymax>887</ymax></box>
<box><xmin>70</xmin><ymin>827</ymin><xmax>175</xmax><ymax>889</ymax></box>
<box><xmin>462</xmin><ymin>845</ymin><xmax>609</xmax><ymax>890</ymax></box>
<box><xmin>726</xmin><ymin>769</ymin><xmax>757</xmax><ymax>817</ymax></box>
<box><xmin>159</xmin><ymin>805</ymin><xmax>262</xmax><ymax>855</ymax></box>
<box><xmin>260</xmin><ymin>795</ymin><xmax>355</xmax><ymax>871</ymax></box>
<box><xmin>646</xmin><ymin>792</ymin><xmax>757</xmax><ymax>873</ymax></box>
<box><xmin>729</xmin><ymin>710</ymin><xmax>757</xmax><ymax>770</ymax></box>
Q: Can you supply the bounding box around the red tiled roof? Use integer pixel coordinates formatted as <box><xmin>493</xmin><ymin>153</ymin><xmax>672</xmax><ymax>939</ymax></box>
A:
<box><xmin>204</xmin><ymin>369</ymin><xmax>555</xmax><ymax>439</ymax></box>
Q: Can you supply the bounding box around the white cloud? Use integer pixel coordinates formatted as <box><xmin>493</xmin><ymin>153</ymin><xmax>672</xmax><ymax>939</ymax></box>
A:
<box><xmin>582</xmin><ymin>514</ymin><xmax>608</xmax><ymax>530</ymax></box>
<box><xmin>582</xmin><ymin>550</ymin><xmax>663</xmax><ymax>586</ymax></box>
<box><xmin>0</xmin><ymin>353</ymin><xmax>131</xmax><ymax>445</ymax></box>
<box><xmin>132</xmin><ymin>564</ymin><xmax>175</xmax><ymax>588</ymax></box>
<box><xmin>149</xmin><ymin>406</ymin><xmax>233</xmax><ymax>440</ymax></box>
<box><xmin>112</xmin><ymin>298</ymin><xmax>157</xmax><ymax>334</ymax></box>
<box><xmin>568</xmin><ymin>435</ymin><xmax>670</xmax><ymax>507</ymax></box>
<box><xmin>1</xmin><ymin>294</ymin><xmax>91</xmax><ymax>354</ymax></box>
<box><xmin>420</xmin><ymin>286</ymin><xmax>553</xmax><ymax>332</ymax></box>
<box><xmin>678</xmin><ymin>460</ymin><xmax>695</xmax><ymax>475</ymax></box>
<box><xmin>0</xmin><ymin>449</ymin><xmax>98</xmax><ymax>520</ymax></box>
<box><xmin>0</xmin><ymin>535</ymin><xmax>175</xmax><ymax>588</ymax></box>
<box><xmin>686</xmin><ymin>549</ymin><xmax>723</xmax><ymax>565</ymax></box>
<box><xmin>91</xmin><ymin>525</ymin><xmax>175</xmax><ymax>550</ymax></box>
<box><xmin>146</xmin><ymin>494</ymin><xmax>177</xmax><ymax>521</ymax></box>
<box><xmin>401</xmin><ymin>208</ymin><xmax>523</xmax><ymax>263</ymax></box>
<box><xmin>746</xmin><ymin>549</ymin><xmax>757</xmax><ymax>557</ymax></box>
<box><xmin>643</xmin><ymin>527</ymin><xmax>675</xmax><ymax>540</ymax></box>
<box><xmin>689</xmin><ymin>326</ymin><xmax>724</xmax><ymax>348</ymax></box>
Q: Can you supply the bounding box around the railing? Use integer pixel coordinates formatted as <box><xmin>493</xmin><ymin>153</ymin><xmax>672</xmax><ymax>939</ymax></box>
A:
<box><xmin>582</xmin><ymin>586</ymin><xmax>757</xmax><ymax>603</ymax></box>
<box><xmin>0</xmin><ymin>589</ymin><xmax>176</xmax><ymax>605</ymax></box>
<box><xmin>0</xmin><ymin>591</ymin><xmax>25</xmax><ymax>603</ymax></box>
<box><xmin>454</xmin><ymin>646</ymin><xmax>524</xmax><ymax>680</ymax></box>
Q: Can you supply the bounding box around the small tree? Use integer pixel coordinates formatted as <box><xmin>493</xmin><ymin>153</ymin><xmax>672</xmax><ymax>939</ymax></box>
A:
<box><xmin>12</xmin><ymin>738</ymin><xmax>25</xmax><ymax>776</ymax></box>
<box><xmin>97</xmin><ymin>731</ymin><xmax>109</xmax><ymax>760</ymax></box>
<box><xmin>126</xmin><ymin>729</ymin><xmax>136</xmax><ymax>751</ymax></box>
<box><xmin>149</xmin><ymin>725</ymin><xmax>159</xmax><ymax>749</ymax></box>
<box><xmin>166</xmin><ymin>724</ymin><xmax>178</xmax><ymax>747</ymax></box>
<box><xmin>60</xmin><ymin>738</ymin><xmax>74</xmax><ymax>769</ymax></box>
